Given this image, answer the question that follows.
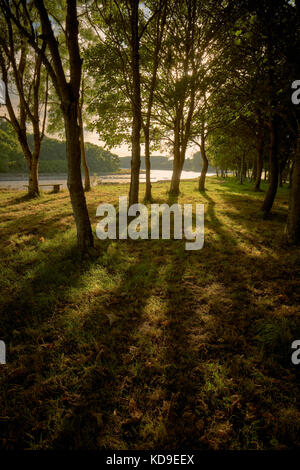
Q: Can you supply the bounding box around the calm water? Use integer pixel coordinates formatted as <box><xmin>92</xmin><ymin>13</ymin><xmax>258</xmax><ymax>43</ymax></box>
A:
<box><xmin>0</xmin><ymin>169</ymin><xmax>214</xmax><ymax>189</ymax></box>
<box><xmin>100</xmin><ymin>169</ymin><xmax>214</xmax><ymax>183</ymax></box>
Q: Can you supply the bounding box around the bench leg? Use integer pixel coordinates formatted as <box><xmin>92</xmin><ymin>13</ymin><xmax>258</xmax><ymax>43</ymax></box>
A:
<box><xmin>53</xmin><ymin>185</ymin><xmax>60</xmax><ymax>193</ymax></box>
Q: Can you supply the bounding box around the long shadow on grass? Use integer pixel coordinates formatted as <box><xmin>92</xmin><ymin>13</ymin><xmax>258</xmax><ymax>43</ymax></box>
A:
<box><xmin>50</xmin><ymin>241</ymin><xmax>164</xmax><ymax>450</ymax></box>
<box><xmin>157</xmin><ymin>191</ymin><xmax>300</xmax><ymax>449</ymax></box>
<box><xmin>0</xmin><ymin>242</ymin><xmax>97</xmax><ymax>448</ymax></box>
<box><xmin>0</xmin><ymin>236</ymin><xmax>161</xmax><ymax>449</ymax></box>
<box><xmin>156</xmin><ymin>192</ymin><xmax>249</xmax><ymax>449</ymax></box>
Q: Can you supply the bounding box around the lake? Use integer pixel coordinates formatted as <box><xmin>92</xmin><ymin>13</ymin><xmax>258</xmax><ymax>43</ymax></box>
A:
<box><xmin>0</xmin><ymin>169</ymin><xmax>215</xmax><ymax>189</ymax></box>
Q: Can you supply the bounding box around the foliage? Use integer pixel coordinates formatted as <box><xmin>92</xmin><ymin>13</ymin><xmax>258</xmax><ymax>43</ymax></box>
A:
<box><xmin>0</xmin><ymin>120</ymin><xmax>24</xmax><ymax>172</ymax></box>
<box><xmin>0</xmin><ymin>121</ymin><xmax>120</xmax><ymax>174</ymax></box>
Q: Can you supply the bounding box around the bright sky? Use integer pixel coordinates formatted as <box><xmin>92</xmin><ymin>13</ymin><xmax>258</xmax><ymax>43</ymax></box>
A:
<box><xmin>84</xmin><ymin>129</ymin><xmax>197</xmax><ymax>159</ymax></box>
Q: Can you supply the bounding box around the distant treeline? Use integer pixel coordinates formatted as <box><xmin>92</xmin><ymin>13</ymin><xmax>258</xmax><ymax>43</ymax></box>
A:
<box><xmin>0</xmin><ymin>121</ymin><xmax>120</xmax><ymax>174</ymax></box>
<box><xmin>120</xmin><ymin>153</ymin><xmax>215</xmax><ymax>172</ymax></box>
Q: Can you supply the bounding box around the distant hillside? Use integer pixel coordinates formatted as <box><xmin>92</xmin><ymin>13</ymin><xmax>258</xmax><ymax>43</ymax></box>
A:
<box><xmin>120</xmin><ymin>153</ymin><xmax>215</xmax><ymax>172</ymax></box>
<box><xmin>0</xmin><ymin>121</ymin><xmax>120</xmax><ymax>174</ymax></box>
<box><xmin>120</xmin><ymin>155</ymin><xmax>172</xmax><ymax>170</ymax></box>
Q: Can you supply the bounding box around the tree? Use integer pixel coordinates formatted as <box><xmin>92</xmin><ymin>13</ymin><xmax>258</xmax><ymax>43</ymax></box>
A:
<box><xmin>0</xmin><ymin>6</ymin><xmax>48</xmax><ymax>197</ymax></box>
<box><xmin>153</xmin><ymin>0</ymin><xmax>203</xmax><ymax>196</ymax></box>
<box><xmin>285</xmin><ymin>0</ymin><xmax>300</xmax><ymax>244</ymax></box>
<box><xmin>46</xmin><ymin>12</ymin><xmax>93</xmax><ymax>193</ymax></box>
<box><xmin>152</xmin><ymin>0</ymin><xmax>237</xmax><ymax>195</ymax></box>
<box><xmin>85</xmin><ymin>0</ymin><xmax>166</xmax><ymax>203</ymax></box>
<box><xmin>87</xmin><ymin>0</ymin><xmax>142</xmax><ymax>205</ymax></box>
<box><xmin>140</xmin><ymin>0</ymin><xmax>167</xmax><ymax>201</ymax></box>
<box><xmin>1</xmin><ymin>0</ymin><xmax>94</xmax><ymax>249</ymax></box>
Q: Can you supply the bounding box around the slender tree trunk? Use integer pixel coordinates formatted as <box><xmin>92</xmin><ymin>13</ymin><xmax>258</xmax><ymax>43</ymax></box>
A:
<box><xmin>279</xmin><ymin>169</ymin><xmax>283</xmax><ymax>187</ymax></box>
<box><xmin>129</xmin><ymin>0</ymin><xmax>142</xmax><ymax>206</ymax></box>
<box><xmin>278</xmin><ymin>157</ymin><xmax>288</xmax><ymax>189</ymax></box>
<box><xmin>78</xmin><ymin>105</ymin><xmax>90</xmax><ymax>192</ymax></box>
<box><xmin>170</xmin><ymin>128</ymin><xmax>183</xmax><ymax>195</ymax></box>
<box><xmin>63</xmin><ymin>103</ymin><xmax>93</xmax><ymax>249</ymax></box>
<box><xmin>198</xmin><ymin>137</ymin><xmax>208</xmax><ymax>191</ymax></box>
<box><xmin>27</xmin><ymin>156</ymin><xmax>39</xmax><ymax>197</ymax></box>
<box><xmin>78</xmin><ymin>79</ymin><xmax>91</xmax><ymax>192</ymax></box>
<box><xmin>286</xmin><ymin>126</ymin><xmax>300</xmax><ymax>244</ymax></box>
<box><xmin>80</xmin><ymin>127</ymin><xmax>90</xmax><ymax>192</ymax></box>
<box><xmin>261</xmin><ymin>116</ymin><xmax>279</xmax><ymax>217</ymax></box>
<box><xmin>252</xmin><ymin>155</ymin><xmax>257</xmax><ymax>182</ymax></box>
<box><xmin>240</xmin><ymin>151</ymin><xmax>245</xmax><ymax>184</ymax></box>
<box><xmin>144</xmin><ymin>128</ymin><xmax>152</xmax><ymax>201</ymax></box>
<box><xmin>254</xmin><ymin>130</ymin><xmax>264</xmax><ymax>191</ymax></box>
<box><xmin>130</xmin><ymin>116</ymin><xmax>141</xmax><ymax>205</ymax></box>
<box><xmin>288</xmin><ymin>162</ymin><xmax>293</xmax><ymax>188</ymax></box>
<box><xmin>170</xmin><ymin>159</ymin><xmax>184</xmax><ymax>195</ymax></box>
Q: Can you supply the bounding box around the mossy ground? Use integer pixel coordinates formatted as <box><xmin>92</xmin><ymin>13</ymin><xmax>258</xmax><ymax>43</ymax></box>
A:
<box><xmin>0</xmin><ymin>176</ymin><xmax>300</xmax><ymax>450</ymax></box>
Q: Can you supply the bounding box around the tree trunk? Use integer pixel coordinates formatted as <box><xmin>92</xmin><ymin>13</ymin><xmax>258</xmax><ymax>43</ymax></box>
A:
<box><xmin>240</xmin><ymin>152</ymin><xmax>245</xmax><ymax>184</ymax></box>
<box><xmin>130</xmin><ymin>117</ymin><xmax>141</xmax><ymax>205</ymax></box>
<box><xmin>254</xmin><ymin>130</ymin><xmax>264</xmax><ymax>191</ymax></box>
<box><xmin>170</xmin><ymin>135</ymin><xmax>183</xmax><ymax>195</ymax></box>
<box><xmin>286</xmin><ymin>127</ymin><xmax>300</xmax><ymax>244</ymax></box>
<box><xmin>170</xmin><ymin>161</ymin><xmax>183</xmax><ymax>195</ymax></box>
<box><xmin>80</xmin><ymin>128</ymin><xmax>90</xmax><ymax>192</ymax></box>
<box><xmin>279</xmin><ymin>169</ymin><xmax>283</xmax><ymax>187</ymax></box>
<box><xmin>288</xmin><ymin>161</ymin><xmax>293</xmax><ymax>188</ymax></box>
<box><xmin>78</xmin><ymin>79</ymin><xmax>91</xmax><ymax>192</ymax></box>
<box><xmin>252</xmin><ymin>153</ymin><xmax>257</xmax><ymax>181</ymax></box>
<box><xmin>198</xmin><ymin>138</ymin><xmax>208</xmax><ymax>191</ymax></box>
<box><xmin>78</xmin><ymin>107</ymin><xmax>91</xmax><ymax>192</ymax></box>
<box><xmin>144</xmin><ymin>128</ymin><xmax>152</xmax><ymax>201</ymax></box>
<box><xmin>278</xmin><ymin>157</ymin><xmax>288</xmax><ymax>189</ymax></box>
<box><xmin>129</xmin><ymin>0</ymin><xmax>142</xmax><ymax>206</ymax></box>
<box><xmin>28</xmin><ymin>156</ymin><xmax>39</xmax><ymax>197</ymax></box>
<box><xmin>261</xmin><ymin>116</ymin><xmax>279</xmax><ymax>217</ymax></box>
<box><xmin>63</xmin><ymin>103</ymin><xmax>93</xmax><ymax>249</ymax></box>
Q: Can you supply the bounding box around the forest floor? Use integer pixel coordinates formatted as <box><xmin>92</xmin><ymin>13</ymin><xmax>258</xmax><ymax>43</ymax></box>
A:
<box><xmin>0</xmin><ymin>176</ymin><xmax>300</xmax><ymax>450</ymax></box>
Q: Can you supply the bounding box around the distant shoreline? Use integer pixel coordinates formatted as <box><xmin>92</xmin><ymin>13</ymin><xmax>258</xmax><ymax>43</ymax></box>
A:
<box><xmin>0</xmin><ymin>169</ymin><xmax>215</xmax><ymax>190</ymax></box>
<box><xmin>0</xmin><ymin>169</ymin><xmax>145</xmax><ymax>181</ymax></box>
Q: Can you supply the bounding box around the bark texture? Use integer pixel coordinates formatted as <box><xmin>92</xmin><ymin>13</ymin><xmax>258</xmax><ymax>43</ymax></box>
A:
<box><xmin>129</xmin><ymin>0</ymin><xmax>142</xmax><ymax>206</ymax></box>
<box><xmin>286</xmin><ymin>126</ymin><xmax>300</xmax><ymax>244</ymax></box>
<box><xmin>78</xmin><ymin>81</ymin><xmax>91</xmax><ymax>192</ymax></box>
<box><xmin>254</xmin><ymin>127</ymin><xmax>264</xmax><ymax>192</ymax></box>
<box><xmin>198</xmin><ymin>137</ymin><xmax>208</xmax><ymax>191</ymax></box>
<box><xmin>261</xmin><ymin>116</ymin><xmax>279</xmax><ymax>217</ymax></box>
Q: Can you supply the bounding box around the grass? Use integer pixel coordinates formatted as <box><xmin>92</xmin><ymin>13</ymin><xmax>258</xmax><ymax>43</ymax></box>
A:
<box><xmin>0</xmin><ymin>176</ymin><xmax>300</xmax><ymax>450</ymax></box>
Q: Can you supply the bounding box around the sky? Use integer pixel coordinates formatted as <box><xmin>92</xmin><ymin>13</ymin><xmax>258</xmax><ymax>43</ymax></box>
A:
<box><xmin>84</xmin><ymin>129</ymin><xmax>198</xmax><ymax>159</ymax></box>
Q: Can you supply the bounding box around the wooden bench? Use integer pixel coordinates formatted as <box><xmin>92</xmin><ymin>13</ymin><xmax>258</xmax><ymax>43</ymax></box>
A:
<box><xmin>23</xmin><ymin>183</ymin><xmax>62</xmax><ymax>193</ymax></box>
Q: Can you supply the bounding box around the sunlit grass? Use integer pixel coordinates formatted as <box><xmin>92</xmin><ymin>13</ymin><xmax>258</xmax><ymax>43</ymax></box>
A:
<box><xmin>0</xmin><ymin>177</ymin><xmax>300</xmax><ymax>450</ymax></box>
